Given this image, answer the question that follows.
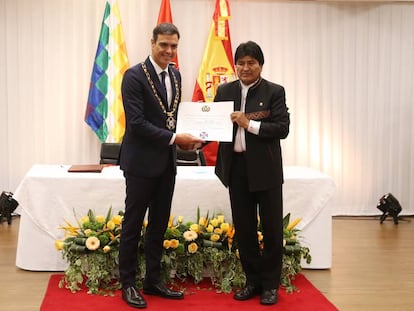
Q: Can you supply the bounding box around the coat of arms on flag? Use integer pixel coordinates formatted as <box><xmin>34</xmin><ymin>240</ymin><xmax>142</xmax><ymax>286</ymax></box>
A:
<box><xmin>192</xmin><ymin>0</ymin><xmax>235</xmax><ymax>165</ymax></box>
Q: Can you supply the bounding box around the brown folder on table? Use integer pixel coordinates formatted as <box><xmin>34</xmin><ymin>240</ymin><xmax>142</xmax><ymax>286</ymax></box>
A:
<box><xmin>68</xmin><ymin>164</ymin><xmax>104</xmax><ymax>173</ymax></box>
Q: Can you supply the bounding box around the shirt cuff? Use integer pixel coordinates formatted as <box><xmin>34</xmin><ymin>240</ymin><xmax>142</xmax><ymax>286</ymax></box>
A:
<box><xmin>169</xmin><ymin>133</ymin><xmax>176</xmax><ymax>145</ymax></box>
<box><xmin>248</xmin><ymin>120</ymin><xmax>260</xmax><ymax>135</ymax></box>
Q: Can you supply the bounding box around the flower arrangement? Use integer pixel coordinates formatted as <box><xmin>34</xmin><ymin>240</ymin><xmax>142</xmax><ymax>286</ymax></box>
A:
<box><xmin>55</xmin><ymin>207</ymin><xmax>311</xmax><ymax>295</ymax></box>
<box><xmin>55</xmin><ymin>208</ymin><xmax>123</xmax><ymax>294</ymax></box>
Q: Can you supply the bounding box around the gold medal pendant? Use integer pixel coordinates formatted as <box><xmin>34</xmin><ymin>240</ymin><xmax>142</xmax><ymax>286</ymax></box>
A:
<box><xmin>166</xmin><ymin>115</ymin><xmax>176</xmax><ymax>130</ymax></box>
<box><xmin>141</xmin><ymin>62</ymin><xmax>180</xmax><ymax>132</ymax></box>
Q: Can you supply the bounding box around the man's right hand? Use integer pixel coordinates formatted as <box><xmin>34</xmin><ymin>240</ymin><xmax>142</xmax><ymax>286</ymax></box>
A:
<box><xmin>175</xmin><ymin>133</ymin><xmax>204</xmax><ymax>151</ymax></box>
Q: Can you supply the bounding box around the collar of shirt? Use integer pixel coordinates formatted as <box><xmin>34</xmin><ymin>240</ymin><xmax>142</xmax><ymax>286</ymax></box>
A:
<box><xmin>149</xmin><ymin>56</ymin><xmax>168</xmax><ymax>77</ymax></box>
<box><xmin>240</xmin><ymin>78</ymin><xmax>259</xmax><ymax>93</ymax></box>
<box><xmin>149</xmin><ymin>56</ymin><xmax>171</xmax><ymax>107</ymax></box>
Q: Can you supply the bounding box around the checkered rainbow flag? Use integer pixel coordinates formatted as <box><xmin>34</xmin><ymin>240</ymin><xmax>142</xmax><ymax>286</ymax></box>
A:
<box><xmin>84</xmin><ymin>0</ymin><xmax>129</xmax><ymax>143</ymax></box>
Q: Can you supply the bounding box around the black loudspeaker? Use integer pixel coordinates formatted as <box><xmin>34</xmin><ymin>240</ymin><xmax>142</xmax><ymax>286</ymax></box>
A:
<box><xmin>377</xmin><ymin>193</ymin><xmax>402</xmax><ymax>224</ymax></box>
<box><xmin>0</xmin><ymin>191</ymin><xmax>19</xmax><ymax>225</ymax></box>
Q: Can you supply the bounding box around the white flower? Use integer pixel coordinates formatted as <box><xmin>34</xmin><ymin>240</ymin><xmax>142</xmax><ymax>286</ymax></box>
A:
<box><xmin>85</xmin><ymin>236</ymin><xmax>100</xmax><ymax>250</ymax></box>
<box><xmin>183</xmin><ymin>230</ymin><xmax>198</xmax><ymax>241</ymax></box>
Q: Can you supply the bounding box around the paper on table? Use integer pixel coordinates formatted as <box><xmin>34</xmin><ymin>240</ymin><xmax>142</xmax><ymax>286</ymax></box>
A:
<box><xmin>176</xmin><ymin>101</ymin><xmax>233</xmax><ymax>142</ymax></box>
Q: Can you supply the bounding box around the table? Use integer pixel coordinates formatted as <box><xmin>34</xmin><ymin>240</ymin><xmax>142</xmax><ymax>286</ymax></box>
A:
<box><xmin>14</xmin><ymin>165</ymin><xmax>335</xmax><ymax>271</ymax></box>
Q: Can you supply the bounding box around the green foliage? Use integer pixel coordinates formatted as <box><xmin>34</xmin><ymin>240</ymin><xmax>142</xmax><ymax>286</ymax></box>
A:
<box><xmin>56</xmin><ymin>208</ymin><xmax>311</xmax><ymax>295</ymax></box>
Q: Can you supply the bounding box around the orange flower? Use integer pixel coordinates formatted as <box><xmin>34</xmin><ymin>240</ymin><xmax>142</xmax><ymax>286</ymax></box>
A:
<box><xmin>188</xmin><ymin>242</ymin><xmax>198</xmax><ymax>254</ymax></box>
<box><xmin>163</xmin><ymin>240</ymin><xmax>172</xmax><ymax>249</ymax></box>
<box><xmin>227</xmin><ymin>225</ymin><xmax>235</xmax><ymax>239</ymax></box>
<box><xmin>170</xmin><ymin>239</ymin><xmax>179</xmax><ymax>249</ymax></box>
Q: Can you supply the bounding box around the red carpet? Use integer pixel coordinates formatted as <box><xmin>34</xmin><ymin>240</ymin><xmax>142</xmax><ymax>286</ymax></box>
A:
<box><xmin>40</xmin><ymin>274</ymin><xmax>338</xmax><ymax>310</ymax></box>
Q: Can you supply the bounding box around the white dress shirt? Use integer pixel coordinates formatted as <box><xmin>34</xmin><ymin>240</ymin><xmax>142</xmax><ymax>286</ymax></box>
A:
<box><xmin>234</xmin><ymin>81</ymin><xmax>261</xmax><ymax>152</ymax></box>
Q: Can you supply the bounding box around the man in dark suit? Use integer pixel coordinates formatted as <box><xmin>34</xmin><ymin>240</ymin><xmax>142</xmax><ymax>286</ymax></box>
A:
<box><xmin>119</xmin><ymin>23</ymin><xmax>203</xmax><ymax>309</ymax></box>
<box><xmin>214</xmin><ymin>41</ymin><xmax>290</xmax><ymax>306</ymax></box>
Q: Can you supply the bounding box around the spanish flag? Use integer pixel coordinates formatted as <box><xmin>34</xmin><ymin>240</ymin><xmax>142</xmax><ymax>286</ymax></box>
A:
<box><xmin>84</xmin><ymin>0</ymin><xmax>129</xmax><ymax>143</ymax></box>
<box><xmin>157</xmin><ymin>0</ymin><xmax>179</xmax><ymax>69</ymax></box>
<box><xmin>192</xmin><ymin>0</ymin><xmax>235</xmax><ymax>165</ymax></box>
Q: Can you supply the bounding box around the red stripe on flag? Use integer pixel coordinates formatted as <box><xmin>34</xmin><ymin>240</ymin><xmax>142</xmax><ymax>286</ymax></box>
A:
<box><xmin>192</xmin><ymin>0</ymin><xmax>235</xmax><ymax>165</ymax></box>
<box><xmin>157</xmin><ymin>0</ymin><xmax>179</xmax><ymax>68</ymax></box>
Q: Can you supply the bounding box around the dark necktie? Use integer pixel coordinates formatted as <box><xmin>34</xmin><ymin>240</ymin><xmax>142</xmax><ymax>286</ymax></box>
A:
<box><xmin>160</xmin><ymin>71</ymin><xmax>167</xmax><ymax>92</ymax></box>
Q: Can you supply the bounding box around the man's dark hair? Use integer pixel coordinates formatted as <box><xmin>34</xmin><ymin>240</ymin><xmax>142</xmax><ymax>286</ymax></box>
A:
<box><xmin>153</xmin><ymin>23</ymin><xmax>180</xmax><ymax>42</ymax></box>
<box><xmin>234</xmin><ymin>41</ymin><xmax>264</xmax><ymax>66</ymax></box>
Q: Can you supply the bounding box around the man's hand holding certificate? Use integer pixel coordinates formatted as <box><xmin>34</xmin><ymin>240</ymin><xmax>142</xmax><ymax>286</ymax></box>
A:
<box><xmin>176</xmin><ymin>101</ymin><xmax>233</xmax><ymax>142</ymax></box>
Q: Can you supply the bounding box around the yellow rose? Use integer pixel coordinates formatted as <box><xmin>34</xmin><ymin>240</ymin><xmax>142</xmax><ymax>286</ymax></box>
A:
<box><xmin>206</xmin><ymin>224</ymin><xmax>214</xmax><ymax>233</ymax></box>
<box><xmin>112</xmin><ymin>215</ymin><xmax>123</xmax><ymax>225</ymax></box>
<box><xmin>177</xmin><ymin>216</ymin><xmax>183</xmax><ymax>223</ymax></box>
<box><xmin>54</xmin><ymin>239</ymin><xmax>64</xmax><ymax>251</ymax></box>
<box><xmin>103</xmin><ymin>245</ymin><xmax>111</xmax><ymax>253</ymax></box>
<box><xmin>163</xmin><ymin>240</ymin><xmax>171</xmax><ymax>249</ymax></box>
<box><xmin>106</xmin><ymin>220</ymin><xmax>115</xmax><ymax>230</ymax></box>
<box><xmin>188</xmin><ymin>242</ymin><xmax>198</xmax><ymax>254</ymax></box>
<box><xmin>84</xmin><ymin>229</ymin><xmax>92</xmax><ymax>236</ymax></box>
<box><xmin>85</xmin><ymin>236</ymin><xmax>100</xmax><ymax>251</ymax></box>
<box><xmin>170</xmin><ymin>239</ymin><xmax>179</xmax><ymax>249</ymax></box>
<box><xmin>214</xmin><ymin>228</ymin><xmax>223</xmax><ymax>235</ymax></box>
<box><xmin>210</xmin><ymin>234</ymin><xmax>220</xmax><ymax>242</ymax></box>
<box><xmin>220</xmin><ymin>222</ymin><xmax>230</xmax><ymax>232</ymax></box>
<box><xmin>217</xmin><ymin>215</ymin><xmax>225</xmax><ymax>224</ymax></box>
<box><xmin>190</xmin><ymin>224</ymin><xmax>199</xmax><ymax>232</ymax></box>
<box><xmin>210</xmin><ymin>218</ymin><xmax>219</xmax><ymax>227</ymax></box>
<box><xmin>96</xmin><ymin>215</ymin><xmax>105</xmax><ymax>223</ymax></box>
<box><xmin>80</xmin><ymin>216</ymin><xmax>89</xmax><ymax>224</ymax></box>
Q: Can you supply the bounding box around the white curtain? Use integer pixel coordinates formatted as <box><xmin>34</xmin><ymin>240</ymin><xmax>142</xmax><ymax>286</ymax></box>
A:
<box><xmin>1</xmin><ymin>0</ymin><xmax>414</xmax><ymax>215</ymax></box>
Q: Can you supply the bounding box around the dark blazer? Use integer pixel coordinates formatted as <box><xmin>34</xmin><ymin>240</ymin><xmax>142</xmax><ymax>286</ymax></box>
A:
<box><xmin>214</xmin><ymin>78</ymin><xmax>290</xmax><ymax>191</ymax></box>
<box><xmin>119</xmin><ymin>57</ymin><xmax>181</xmax><ymax>178</ymax></box>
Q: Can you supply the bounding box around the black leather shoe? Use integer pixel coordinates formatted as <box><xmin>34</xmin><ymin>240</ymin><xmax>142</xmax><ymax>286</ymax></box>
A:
<box><xmin>143</xmin><ymin>282</ymin><xmax>184</xmax><ymax>300</ymax></box>
<box><xmin>122</xmin><ymin>286</ymin><xmax>147</xmax><ymax>308</ymax></box>
<box><xmin>260</xmin><ymin>289</ymin><xmax>278</xmax><ymax>305</ymax></box>
<box><xmin>234</xmin><ymin>285</ymin><xmax>261</xmax><ymax>301</ymax></box>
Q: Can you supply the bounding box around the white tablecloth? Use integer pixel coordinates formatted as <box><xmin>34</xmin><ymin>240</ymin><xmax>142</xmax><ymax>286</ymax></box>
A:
<box><xmin>14</xmin><ymin>165</ymin><xmax>335</xmax><ymax>271</ymax></box>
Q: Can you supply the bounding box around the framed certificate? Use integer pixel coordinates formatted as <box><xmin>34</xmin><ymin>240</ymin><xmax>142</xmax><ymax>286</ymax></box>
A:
<box><xmin>176</xmin><ymin>101</ymin><xmax>233</xmax><ymax>142</ymax></box>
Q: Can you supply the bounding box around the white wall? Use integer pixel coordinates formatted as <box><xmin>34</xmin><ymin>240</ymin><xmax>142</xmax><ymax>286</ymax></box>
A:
<box><xmin>1</xmin><ymin>0</ymin><xmax>414</xmax><ymax>215</ymax></box>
